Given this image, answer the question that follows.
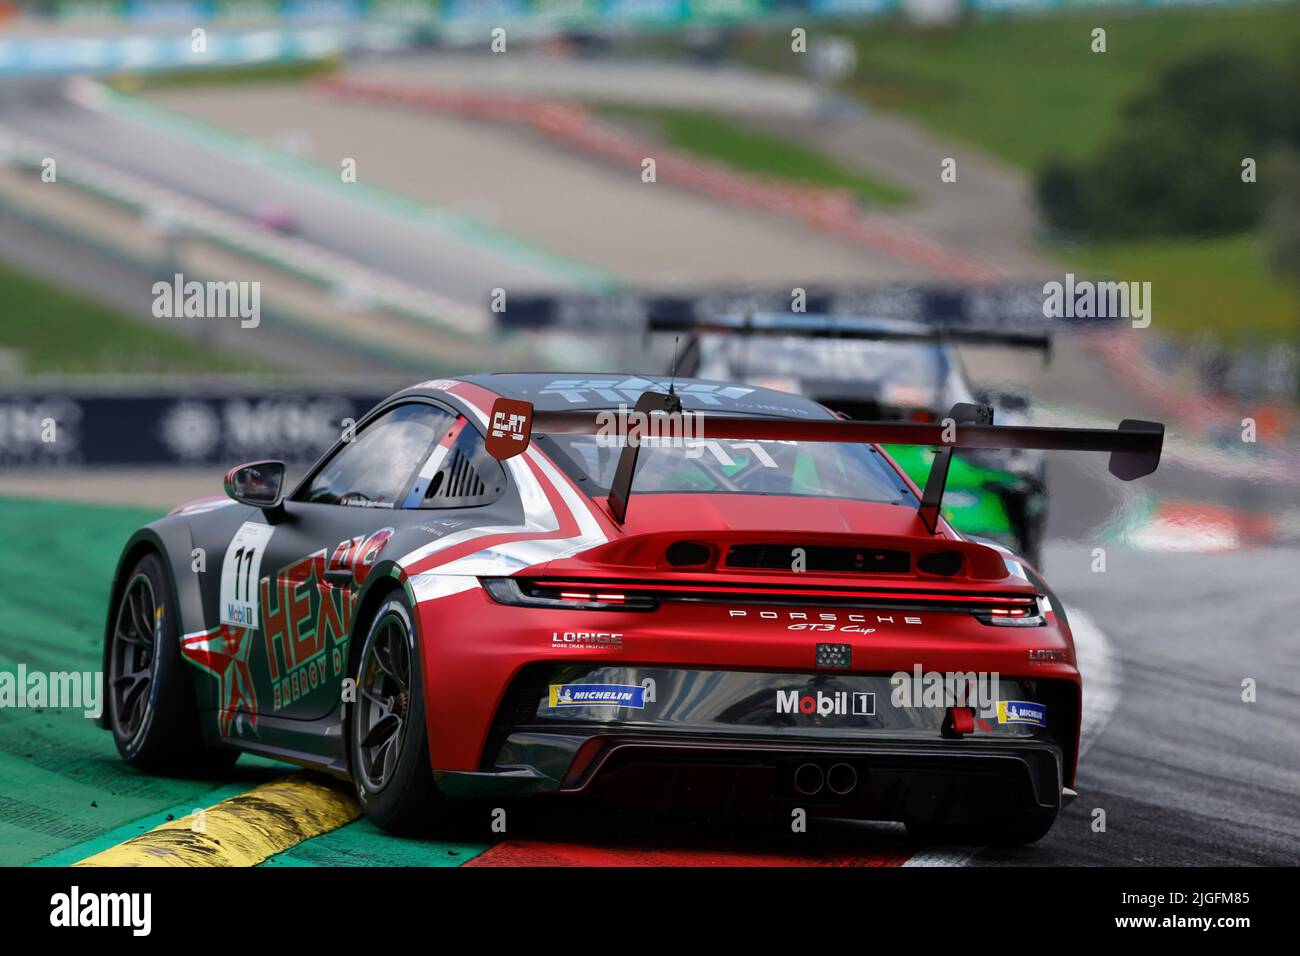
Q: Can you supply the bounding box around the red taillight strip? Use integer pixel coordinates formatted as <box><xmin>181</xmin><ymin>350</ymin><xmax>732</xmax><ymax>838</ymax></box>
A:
<box><xmin>559</xmin><ymin>591</ymin><xmax>627</xmax><ymax>603</ymax></box>
<box><xmin>529</xmin><ymin>579</ymin><xmax>1036</xmax><ymax>606</ymax></box>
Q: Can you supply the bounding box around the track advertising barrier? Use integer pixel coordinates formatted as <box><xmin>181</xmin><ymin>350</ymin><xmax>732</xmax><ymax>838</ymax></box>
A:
<box><xmin>0</xmin><ymin>21</ymin><xmax>411</xmax><ymax>76</ymax></box>
<box><xmin>39</xmin><ymin>0</ymin><xmax>871</xmax><ymax>27</ymax></box>
<box><xmin>0</xmin><ymin>386</ymin><xmax>392</xmax><ymax>466</ymax></box>
<box><xmin>31</xmin><ymin>0</ymin><xmax>1293</xmax><ymax>30</ymax></box>
<box><xmin>0</xmin><ymin>282</ymin><xmax>1113</xmax><ymax>466</ymax></box>
<box><xmin>1</xmin><ymin>0</ymin><xmax>1285</xmax><ymax>75</ymax></box>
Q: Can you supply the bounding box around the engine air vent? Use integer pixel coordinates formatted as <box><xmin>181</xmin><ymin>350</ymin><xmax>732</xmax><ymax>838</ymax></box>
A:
<box><xmin>665</xmin><ymin>541</ymin><xmax>713</xmax><ymax>567</ymax></box>
<box><xmin>725</xmin><ymin>544</ymin><xmax>910</xmax><ymax>575</ymax></box>
<box><xmin>917</xmin><ymin>550</ymin><xmax>964</xmax><ymax>577</ymax></box>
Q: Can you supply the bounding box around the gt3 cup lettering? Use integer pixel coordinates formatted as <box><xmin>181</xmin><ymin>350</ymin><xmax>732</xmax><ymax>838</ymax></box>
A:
<box><xmin>787</xmin><ymin>623</ymin><xmax>877</xmax><ymax>634</ymax></box>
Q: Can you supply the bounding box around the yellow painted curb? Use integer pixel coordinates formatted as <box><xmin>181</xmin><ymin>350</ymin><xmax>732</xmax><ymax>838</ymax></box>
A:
<box><xmin>74</xmin><ymin>775</ymin><xmax>361</xmax><ymax>867</ymax></box>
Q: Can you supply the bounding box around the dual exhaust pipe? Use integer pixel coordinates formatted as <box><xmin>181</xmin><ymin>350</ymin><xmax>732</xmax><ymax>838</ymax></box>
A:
<box><xmin>793</xmin><ymin>761</ymin><xmax>858</xmax><ymax>797</ymax></box>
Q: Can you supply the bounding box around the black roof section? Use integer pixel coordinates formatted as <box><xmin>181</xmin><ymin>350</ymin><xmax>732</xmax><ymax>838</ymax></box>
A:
<box><xmin>456</xmin><ymin>372</ymin><xmax>835</xmax><ymax>419</ymax></box>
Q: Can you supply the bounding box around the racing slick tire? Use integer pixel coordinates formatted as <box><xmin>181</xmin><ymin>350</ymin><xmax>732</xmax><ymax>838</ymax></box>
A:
<box><xmin>347</xmin><ymin>594</ymin><xmax>445</xmax><ymax>834</ymax></box>
<box><xmin>107</xmin><ymin>551</ymin><xmax>239</xmax><ymax>776</ymax></box>
<box><xmin>906</xmin><ymin>812</ymin><xmax>1057</xmax><ymax>847</ymax></box>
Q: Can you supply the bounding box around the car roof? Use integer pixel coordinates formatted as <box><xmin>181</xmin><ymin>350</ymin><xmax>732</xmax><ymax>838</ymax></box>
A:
<box><xmin>713</xmin><ymin>313</ymin><xmax>937</xmax><ymax>335</ymax></box>
<box><xmin>454</xmin><ymin>372</ymin><xmax>836</xmax><ymax>419</ymax></box>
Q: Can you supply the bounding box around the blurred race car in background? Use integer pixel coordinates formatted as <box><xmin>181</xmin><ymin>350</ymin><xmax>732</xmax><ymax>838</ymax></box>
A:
<box><xmin>253</xmin><ymin>202</ymin><xmax>300</xmax><ymax>236</ymax></box>
<box><xmin>661</xmin><ymin>313</ymin><xmax>1054</xmax><ymax>567</ymax></box>
<box><xmin>499</xmin><ymin>286</ymin><xmax>1059</xmax><ymax>567</ymax></box>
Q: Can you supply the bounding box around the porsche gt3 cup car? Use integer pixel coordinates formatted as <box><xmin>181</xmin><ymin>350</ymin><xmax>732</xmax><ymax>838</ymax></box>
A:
<box><xmin>101</xmin><ymin>374</ymin><xmax>1162</xmax><ymax>844</ymax></box>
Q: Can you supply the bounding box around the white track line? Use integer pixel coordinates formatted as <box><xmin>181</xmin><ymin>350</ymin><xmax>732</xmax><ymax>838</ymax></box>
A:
<box><xmin>1071</xmin><ymin>607</ymin><xmax>1122</xmax><ymax>759</ymax></box>
<box><xmin>902</xmin><ymin>605</ymin><xmax>1119</xmax><ymax>866</ymax></box>
<box><xmin>901</xmin><ymin>847</ymin><xmax>983</xmax><ymax>867</ymax></box>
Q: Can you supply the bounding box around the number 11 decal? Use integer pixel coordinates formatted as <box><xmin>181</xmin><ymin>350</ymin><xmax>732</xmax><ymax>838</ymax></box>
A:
<box><xmin>232</xmin><ymin>546</ymin><xmax>259</xmax><ymax>603</ymax></box>
<box><xmin>220</xmin><ymin>523</ymin><xmax>275</xmax><ymax>628</ymax></box>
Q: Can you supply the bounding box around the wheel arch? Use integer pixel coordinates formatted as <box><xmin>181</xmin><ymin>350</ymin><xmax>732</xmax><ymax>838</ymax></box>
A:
<box><xmin>346</xmin><ymin>565</ymin><xmax>415</xmax><ymax>673</ymax></box>
<box><xmin>339</xmin><ymin>564</ymin><xmax>416</xmax><ymax>769</ymax></box>
<box><xmin>99</xmin><ymin>521</ymin><xmax>204</xmax><ymax>729</ymax></box>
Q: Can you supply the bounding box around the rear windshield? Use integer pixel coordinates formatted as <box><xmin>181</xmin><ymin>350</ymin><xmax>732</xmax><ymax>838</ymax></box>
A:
<box><xmin>698</xmin><ymin>335</ymin><xmax>946</xmax><ymax>391</ymax></box>
<box><xmin>538</xmin><ymin>433</ymin><xmax>915</xmax><ymax>505</ymax></box>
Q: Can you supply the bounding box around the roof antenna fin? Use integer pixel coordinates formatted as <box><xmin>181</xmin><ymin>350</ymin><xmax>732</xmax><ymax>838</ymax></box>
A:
<box><xmin>665</xmin><ymin>335</ymin><xmax>683</xmax><ymax>412</ymax></box>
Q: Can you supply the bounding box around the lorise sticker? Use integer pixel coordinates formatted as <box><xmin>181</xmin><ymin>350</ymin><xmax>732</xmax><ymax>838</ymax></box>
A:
<box><xmin>548</xmin><ymin>683</ymin><xmax>646</xmax><ymax>709</ymax></box>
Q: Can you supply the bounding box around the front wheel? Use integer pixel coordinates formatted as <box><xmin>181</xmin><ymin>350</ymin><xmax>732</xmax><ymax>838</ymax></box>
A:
<box><xmin>348</xmin><ymin>594</ymin><xmax>445</xmax><ymax>834</ymax></box>
<box><xmin>107</xmin><ymin>551</ymin><xmax>237</xmax><ymax>776</ymax></box>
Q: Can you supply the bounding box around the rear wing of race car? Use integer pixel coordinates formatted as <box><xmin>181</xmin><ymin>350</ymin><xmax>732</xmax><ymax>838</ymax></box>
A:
<box><xmin>645</xmin><ymin>312</ymin><xmax>1053</xmax><ymax>357</ymax></box>
<box><xmin>485</xmin><ymin>393</ymin><xmax>1164</xmax><ymax>529</ymax></box>
<box><xmin>495</xmin><ymin>284</ymin><xmax>1079</xmax><ymax>368</ymax></box>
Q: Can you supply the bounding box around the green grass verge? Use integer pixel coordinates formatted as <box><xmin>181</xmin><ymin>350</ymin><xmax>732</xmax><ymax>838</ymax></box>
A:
<box><xmin>0</xmin><ymin>261</ymin><xmax>271</xmax><ymax>375</ymax></box>
<box><xmin>794</xmin><ymin>5</ymin><xmax>1300</xmax><ymax>169</ymax></box>
<box><xmin>0</xmin><ymin>496</ymin><xmax>488</xmax><ymax>867</ymax></box>
<box><xmin>1060</xmin><ymin>232</ymin><xmax>1300</xmax><ymax>346</ymax></box>
<box><xmin>107</xmin><ymin>57</ymin><xmax>340</xmax><ymax>93</ymax></box>
<box><xmin>0</xmin><ymin>498</ymin><xmax>288</xmax><ymax>866</ymax></box>
<box><xmin>600</xmin><ymin>105</ymin><xmax>912</xmax><ymax>207</ymax></box>
<box><xmin>734</xmin><ymin>5</ymin><xmax>1300</xmax><ymax>346</ymax></box>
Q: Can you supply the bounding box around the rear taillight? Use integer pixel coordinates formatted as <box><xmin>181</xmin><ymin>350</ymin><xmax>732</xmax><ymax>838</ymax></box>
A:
<box><xmin>974</xmin><ymin>598</ymin><xmax>1047</xmax><ymax>627</ymax></box>
<box><xmin>482</xmin><ymin>577</ymin><xmax>658</xmax><ymax>611</ymax></box>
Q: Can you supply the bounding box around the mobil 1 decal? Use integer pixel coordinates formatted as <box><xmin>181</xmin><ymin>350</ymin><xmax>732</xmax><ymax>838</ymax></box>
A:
<box><xmin>220</xmin><ymin>522</ymin><xmax>275</xmax><ymax>627</ymax></box>
<box><xmin>262</xmin><ymin>528</ymin><xmax>392</xmax><ymax>713</ymax></box>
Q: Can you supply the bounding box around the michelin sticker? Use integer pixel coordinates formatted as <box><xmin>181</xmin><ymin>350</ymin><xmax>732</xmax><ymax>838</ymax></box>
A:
<box><xmin>548</xmin><ymin>683</ymin><xmax>646</xmax><ymax>709</ymax></box>
<box><xmin>996</xmin><ymin>700</ymin><xmax>1047</xmax><ymax>727</ymax></box>
<box><xmin>219</xmin><ymin>522</ymin><xmax>275</xmax><ymax>627</ymax></box>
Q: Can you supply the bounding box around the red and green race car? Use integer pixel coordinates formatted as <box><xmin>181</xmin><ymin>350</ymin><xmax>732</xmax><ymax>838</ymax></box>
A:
<box><xmin>101</xmin><ymin>373</ymin><xmax>1161</xmax><ymax>843</ymax></box>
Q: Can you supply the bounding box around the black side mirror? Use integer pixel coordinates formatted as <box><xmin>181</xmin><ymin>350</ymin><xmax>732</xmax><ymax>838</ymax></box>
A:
<box><xmin>224</xmin><ymin>460</ymin><xmax>287</xmax><ymax>510</ymax></box>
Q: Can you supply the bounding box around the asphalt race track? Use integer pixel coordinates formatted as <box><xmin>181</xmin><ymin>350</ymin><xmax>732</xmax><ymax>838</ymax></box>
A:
<box><xmin>0</xmin><ymin>80</ymin><xmax>577</xmax><ymax>307</ymax></box>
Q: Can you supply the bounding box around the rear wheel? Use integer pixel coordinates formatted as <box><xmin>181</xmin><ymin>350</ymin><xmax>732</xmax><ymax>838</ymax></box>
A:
<box><xmin>108</xmin><ymin>551</ymin><xmax>237</xmax><ymax>775</ymax></box>
<box><xmin>348</xmin><ymin>594</ymin><xmax>445</xmax><ymax>834</ymax></box>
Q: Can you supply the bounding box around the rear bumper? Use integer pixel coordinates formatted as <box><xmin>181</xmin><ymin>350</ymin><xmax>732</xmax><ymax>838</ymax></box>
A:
<box><xmin>435</xmin><ymin>728</ymin><xmax>1064</xmax><ymax>825</ymax></box>
<box><xmin>416</xmin><ymin>584</ymin><xmax>1081</xmax><ymax>769</ymax></box>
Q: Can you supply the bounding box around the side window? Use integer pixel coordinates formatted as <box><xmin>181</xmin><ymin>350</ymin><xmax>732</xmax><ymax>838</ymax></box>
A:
<box><xmin>303</xmin><ymin>404</ymin><xmax>453</xmax><ymax>507</ymax></box>
<box><xmin>405</xmin><ymin>418</ymin><xmax>507</xmax><ymax>509</ymax></box>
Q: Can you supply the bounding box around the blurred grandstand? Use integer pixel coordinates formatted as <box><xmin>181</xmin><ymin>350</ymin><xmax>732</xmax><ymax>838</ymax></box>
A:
<box><xmin>0</xmin><ymin>0</ymin><xmax>1295</xmax><ymax>502</ymax></box>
